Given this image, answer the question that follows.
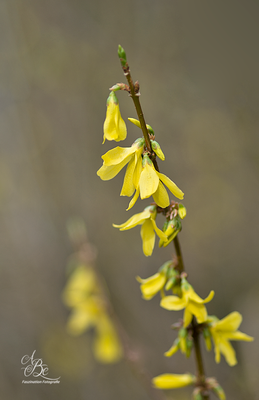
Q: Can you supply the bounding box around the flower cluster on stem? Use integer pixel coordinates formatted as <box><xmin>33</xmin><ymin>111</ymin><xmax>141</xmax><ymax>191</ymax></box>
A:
<box><xmin>97</xmin><ymin>45</ymin><xmax>254</xmax><ymax>400</ymax></box>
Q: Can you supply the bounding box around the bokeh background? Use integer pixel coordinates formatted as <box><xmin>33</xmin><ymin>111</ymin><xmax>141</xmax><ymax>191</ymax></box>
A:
<box><xmin>1</xmin><ymin>0</ymin><xmax>258</xmax><ymax>399</ymax></box>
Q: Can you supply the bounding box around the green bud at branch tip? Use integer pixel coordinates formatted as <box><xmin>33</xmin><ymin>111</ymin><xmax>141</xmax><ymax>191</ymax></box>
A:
<box><xmin>118</xmin><ymin>45</ymin><xmax>127</xmax><ymax>67</ymax></box>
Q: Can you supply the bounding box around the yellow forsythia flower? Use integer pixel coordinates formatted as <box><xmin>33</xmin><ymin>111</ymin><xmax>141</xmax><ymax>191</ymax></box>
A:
<box><xmin>63</xmin><ymin>265</ymin><xmax>123</xmax><ymax>363</ymax></box>
<box><xmin>97</xmin><ymin>138</ymin><xmax>144</xmax><ymax>208</ymax></box>
<box><xmin>160</xmin><ymin>278</ymin><xmax>214</xmax><ymax>327</ymax></box>
<box><xmin>129</xmin><ymin>154</ymin><xmax>184</xmax><ymax>209</ymax></box>
<box><xmin>103</xmin><ymin>91</ymin><xmax>127</xmax><ymax>143</ymax></box>
<box><xmin>152</xmin><ymin>373</ymin><xmax>195</xmax><ymax>389</ymax></box>
<box><xmin>208</xmin><ymin>312</ymin><xmax>254</xmax><ymax>366</ymax></box>
<box><xmin>113</xmin><ymin>205</ymin><xmax>167</xmax><ymax>256</ymax></box>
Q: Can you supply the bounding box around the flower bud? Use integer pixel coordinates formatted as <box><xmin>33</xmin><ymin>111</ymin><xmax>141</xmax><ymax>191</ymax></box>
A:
<box><xmin>179</xmin><ymin>327</ymin><xmax>187</xmax><ymax>354</ymax></box>
<box><xmin>146</xmin><ymin>124</ymin><xmax>154</xmax><ymax>134</ymax></box>
<box><xmin>165</xmin><ymin>276</ymin><xmax>177</xmax><ymax>291</ymax></box>
<box><xmin>212</xmin><ymin>384</ymin><xmax>226</xmax><ymax>400</ymax></box>
<box><xmin>118</xmin><ymin>45</ymin><xmax>127</xmax><ymax>66</ymax></box>
<box><xmin>206</xmin><ymin>378</ymin><xmax>226</xmax><ymax>400</ymax></box>
<box><xmin>159</xmin><ymin>217</ymin><xmax>182</xmax><ymax>248</ymax></box>
<box><xmin>128</xmin><ymin>118</ymin><xmax>155</xmax><ymax>134</ymax></box>
<box><xmin>178</xmin><ymin>203</ymin><xmax>187</xmax><ymax>219</ymax></box>
<box><xmin>193</xmin><ymin>388</ymin><xmax>203</xmax><ymax>400</ymax></box>
<box><xmin>151</xmin><ymin>140</ymin><xmax>165</xmax><ymax>160</ymax></box>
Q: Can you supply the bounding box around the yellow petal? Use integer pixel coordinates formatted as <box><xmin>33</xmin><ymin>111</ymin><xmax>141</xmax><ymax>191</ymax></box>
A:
<box><xmin>141</xmin><ymin>219</ymin><xmax>156</xmax><ymax>256</ymax></box>
<box><xmin>152</xmin><ymin>373</ymin><xmax>195</xmax><ymax>389</ymax></box>
<box><xmin>137</xmin><ymin>273</ymin><xmax>166</xmax><ymax>299</ymax></box>
<box><xmin>183</xmin><ymin>308</ymin><xmax>193</xmax><ymax>328</ymax></box>
<box><xmin>214</xmin><ymin>340</ymin><xmax>221</xmax><ymax>364</ymax></box>
<box><xmin>126</xmin><ymin>188</ymin><xmax>140</xmax><ymax>210</ymax></box>
<box><xmin>115</xmin><ymin>109</ymin><xmax>127</xmax><ymax>141</ymax></box>
<box><xmin>225</xmin><ymin>331</ymin><xmax>254</xmax><ymax>342</ymax></box>
<box><xmin>103</xmin><ymin>101</ymin><xmax>117</xmax><ymax>143</ymax></box>
<box><xmin>128</xmin><ymin>117</ymin><xmax>141</xmax><ymax>128</ymax></box>
<box><xmin>160</xmin><ymin>295</ymin><xmax>186</xmax><ymax>311</ymax></box>
<box><xmin>139</xmin><ymin>160</ymin><xmax>159</xmax><ymax>199</ymax></box>
<box><xmin>184</xmin><ymin>285</ymin><xmax>214</xmax><ymax>305</ymax></box>
<box><xmin>103</xmin><ymin>92</ymin><xmax>127</xmax><ymax>143</ymax></box>
<box><xmin>203</xmin><ymin>290</ymin><xmax>215</xmax><ymax>304</ymax></box>
<box><xmin>152</xmin><ymin>181</ymin><xmax>170</xmax><ymax>208</ymax></box>
<box><xmin>187</xmin><ymin>301</ymin><xmax>208</xmax><ymax>325</ymax></box>
<box><xmin>217</xmin><ymin>338</ymin><xmax>237</xmax><ymax>366</ymax></box>
<box><xmin>120</xmin><ymin>156</ymin><xmax>136</xmax><ymax>197</ymax></box>
<box><xmin>157</xmin><ymin>172</ymin><xmax>184</xmax><ymax>200</ymax></box>
<box><xmin>133</xmin><ymin>148</ymin><xmax>143</xmax><ymax>188</ymax></box>
<box><xmin>113</xmin><ymin>209</ymin><xmax>150</xmax><ymax>230</ymax></box>
<box><xmin>102</xmin><ymin>146</ymin><xmax>134</xmax><ymax>166</ymax></box>
<box><xmin>164</xmin><ymin>340</ymin><xmax>180</xmax><ymax>357</ymax></box>
<box><xmin>213</xmin><ymin>311</ymin><xmax>242</xmax><ymax>332</ymax></box>
<box><xmin>97</xmin><ymin>158</ymin><xmax>131</xmax><ymax>181</ymax></box>
<box><xmin>150</xmin><ymin>218</ymin><xmax>168</xmax><ymax>241</ymax></box>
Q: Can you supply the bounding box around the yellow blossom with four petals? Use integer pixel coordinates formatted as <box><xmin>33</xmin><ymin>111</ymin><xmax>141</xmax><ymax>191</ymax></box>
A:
<box><xmin>161</xmin><ymin>278</ymin><xmax>214</xmax><ymax>327</ymax></box>
<box><xmin>208</xmin><ymin>311</ymin><xmax>254</xmax><ymax>366</ymax></box>
<box><xmin>113</xmin><ymin>205</ymin><xmax>167</xmax><ymax>256</ymax></box>
<box><xmin>127</xmin><ymin>154</ymin><xmax>184</xmax><ymax>210</ymax></box>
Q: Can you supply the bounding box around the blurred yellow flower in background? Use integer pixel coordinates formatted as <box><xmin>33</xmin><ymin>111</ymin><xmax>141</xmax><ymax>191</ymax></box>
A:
<box><xmin>63</xmin><ymin>265</ymin><xmax>122</xmax><ymax>364</ymax></box>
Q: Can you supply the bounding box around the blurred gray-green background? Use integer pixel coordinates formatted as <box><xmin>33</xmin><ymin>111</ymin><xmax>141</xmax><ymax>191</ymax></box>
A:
<box><xmin>1</xmin><ymin>0</ymin><xmax>258</xmax><ymax>399</ymax></box>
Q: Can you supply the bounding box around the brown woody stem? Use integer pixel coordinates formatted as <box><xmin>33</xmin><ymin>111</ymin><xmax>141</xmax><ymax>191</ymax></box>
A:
<box><xmin>119</xmin><ymin>48</ymin><xmax>209</xmax><ymax>400</ymax></box>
